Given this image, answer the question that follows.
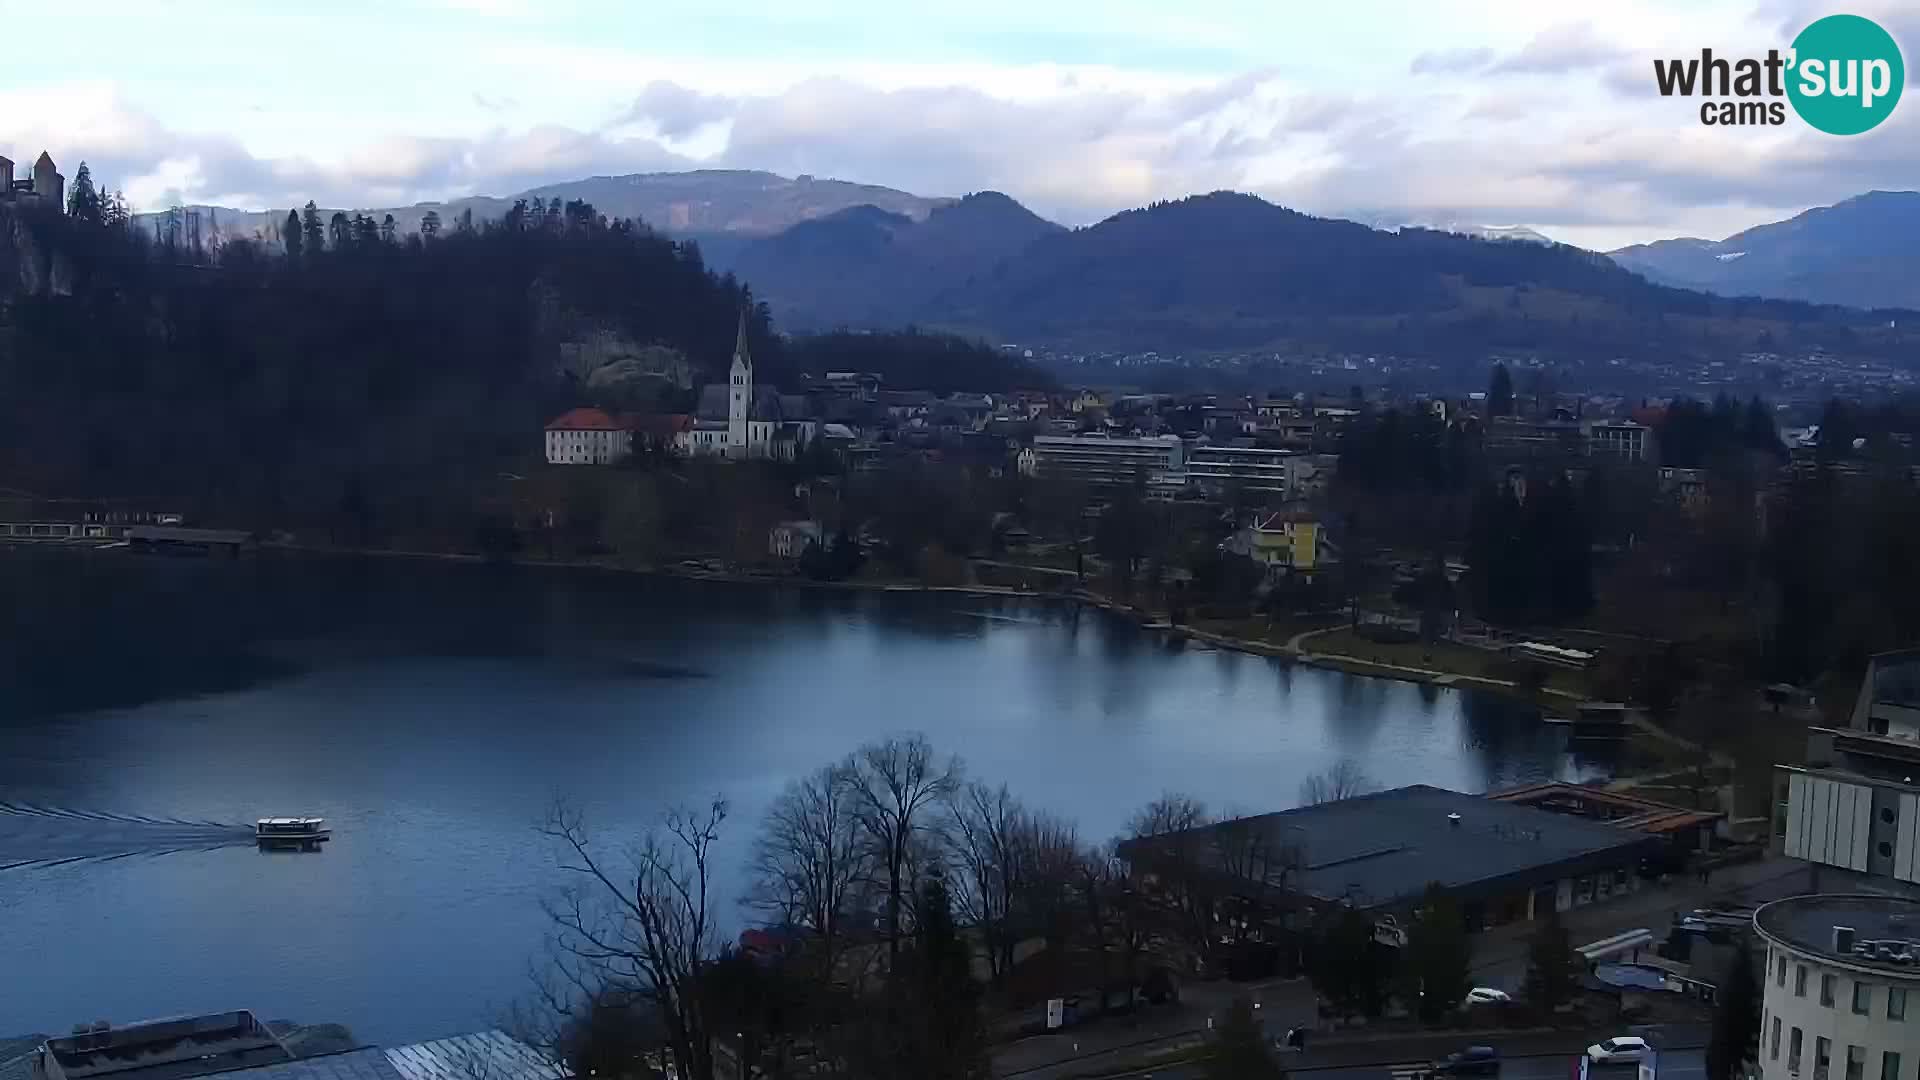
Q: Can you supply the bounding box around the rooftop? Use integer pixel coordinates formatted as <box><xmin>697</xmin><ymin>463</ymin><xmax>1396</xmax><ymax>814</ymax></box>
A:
<box><xmin>1755</xmin><ymin>894</ymin><xmax>1920</xmax><ymax>977</ymax></box>
<box><xmin>1124</xmin><ymin>784</ymin><xmax>1657</xmax><ymax>909</ymax></box>
<box><xmin>383</xmin><ymin>1032</ymin><xmax>564</xmax><ymax>1080</ymax></box>
<box><xmin>543</xmin><ymin>408</ymin><xmax>623</xmax><ymax>432</ymax></box>
<box><xmin>216</xmin><ymin>1049</ymin><xmax>406</xmax><ymax>1080</ymax></box>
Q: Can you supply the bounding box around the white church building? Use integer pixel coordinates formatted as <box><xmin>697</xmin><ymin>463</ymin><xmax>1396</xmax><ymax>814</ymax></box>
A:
<box><xmin>689</xmin><ymin>313</ymin><xmax>817</xmax><ymax>461</ymax></box>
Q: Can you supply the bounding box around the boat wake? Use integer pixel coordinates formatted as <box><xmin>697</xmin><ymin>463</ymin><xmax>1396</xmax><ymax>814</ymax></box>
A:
<box><xmin>0</xmin><ymin>801</ymin><xmax>255</xmax><ymax>870</ymax></box>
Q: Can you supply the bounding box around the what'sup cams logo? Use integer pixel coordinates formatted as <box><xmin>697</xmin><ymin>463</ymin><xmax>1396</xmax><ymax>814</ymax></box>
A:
<box><xmin>1654</xmin><ymin>13</ymin><xmax>1904</xmax><ymax>133</ymax></box>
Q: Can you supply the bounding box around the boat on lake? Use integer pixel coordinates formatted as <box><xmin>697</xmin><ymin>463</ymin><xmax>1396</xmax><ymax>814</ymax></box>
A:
<box><xmin>255</xmin><ymin>817</ymin><xmax>330</xmax><ymax>849</ymax></box>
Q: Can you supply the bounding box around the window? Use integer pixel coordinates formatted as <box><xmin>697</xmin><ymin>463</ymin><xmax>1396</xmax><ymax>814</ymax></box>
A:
<box><xmin>1772</xmin><ymin>1017</ymin><xmax>1783</xmax><ymax>1060</ymax></box>
<box><xmin>1780</xmin><ymin>954</ymin><xmax>1790</xmax><ymax>987</ymax></box>
<box><xmin>1883</xmin><ymin>1053</ymin><xmax>1901</xmax><ymax>1080</ymax></box>
<box><xmin>1892</xmin><ymin>987</ymin><xmax>1908</xmax><ymax>1021</ymax></box>
<box><xmin>1817</xmin><ymin>1036</ymin><xmax>1832</xmax><ymax>1080</ymax></box>
<box><xmin>1881</xmin><ymin>841</ymin><xmax>1894</xmax><ymax>858</ymax></box>
<box><xmin>1885</xmin><ymin>807</ymin><xmax>1898</xmax><ymax>824</ymax></box>
<box><xmin>1855</xmin><ymin>981</ymin><xmax>1873</xmax><ymax>1015</ymax></box>
<box><xmin>1847</xmin><ymin>1045</ymin><xmax>1865</xmax><ymax>1080</ymax></box>
<box><xmin>1823</xmin><ymin>973</ymin><xmax>1838</xmax><ymax>1007</ymax></box>
<box><xmin>1798</xmin><ymin>965</ymin><xmax>1810</xmax><ymax>996</ymax></box>
<box><xmin>1791</xmin><ymin>1028</ymin><xmax>1804</xmax><ymax>1072</ymax></box>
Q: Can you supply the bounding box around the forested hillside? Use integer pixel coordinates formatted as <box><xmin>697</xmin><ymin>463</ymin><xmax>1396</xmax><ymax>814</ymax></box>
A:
<box><xmin>0</xmin><ymin>195</ymin><xmax>767</xmax><ymax>523</ymax></box>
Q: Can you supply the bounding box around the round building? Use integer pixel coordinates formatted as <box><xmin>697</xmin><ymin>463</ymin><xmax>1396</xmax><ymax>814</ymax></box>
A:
<box><xmin>1756</xmin><ymin>895</ymin><xmax>1920</xmax><ymax>1080</ymax></box>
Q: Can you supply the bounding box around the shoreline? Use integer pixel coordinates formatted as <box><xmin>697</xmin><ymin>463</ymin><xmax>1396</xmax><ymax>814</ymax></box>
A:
<box><xmin>254</xmin><ymin>542</ymin><xmax>1586</xmax><ymax>709</ymax></box>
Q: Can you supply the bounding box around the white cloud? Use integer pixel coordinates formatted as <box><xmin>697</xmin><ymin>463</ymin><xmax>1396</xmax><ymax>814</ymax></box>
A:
<box><xmin>2</xmin><ymin>0</ymin><xmax>1912</xmax><ymax>248</ymax></box>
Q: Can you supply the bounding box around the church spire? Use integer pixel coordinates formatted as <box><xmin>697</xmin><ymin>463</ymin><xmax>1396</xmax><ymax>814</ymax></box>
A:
<box><xmin>734</xmin><ymin>307</ymin><xmax>750</xmax><ymax>366</ymax></box>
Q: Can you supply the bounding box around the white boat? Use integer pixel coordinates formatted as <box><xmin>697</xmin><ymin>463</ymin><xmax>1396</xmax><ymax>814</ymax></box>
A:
<box><xmin>256</xmin><ymin>817</ymin><xmax>331</xmax><ymax>849</ymax></box>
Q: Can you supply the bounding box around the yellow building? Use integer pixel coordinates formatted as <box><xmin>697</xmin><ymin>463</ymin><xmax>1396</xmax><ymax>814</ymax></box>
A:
<box><xmin>1246</xmin><ymin>509</ymin><xmax>1337</xmax><ymax>574</ymax></box>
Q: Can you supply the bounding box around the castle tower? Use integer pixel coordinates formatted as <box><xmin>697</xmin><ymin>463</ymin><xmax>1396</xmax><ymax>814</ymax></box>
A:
<box><xmin>32</xmin><ymin>152</ymin><xmax>62</xmax><ymax>209</ymax></box>
<box><xmin>727</xmin><ymin>309</ymin><xmax>752</xmax><ymax>457</ymax></box>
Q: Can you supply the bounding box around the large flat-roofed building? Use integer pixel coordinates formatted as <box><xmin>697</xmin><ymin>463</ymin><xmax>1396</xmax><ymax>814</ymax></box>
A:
<box><xmin>31</xmin><ymin>1012</ymin><xmax>297</xmax><ymax>1080</ymax></box>
<box><xmin>1029</xmin><ymin>433</ymin><xmax>1185</xmax><ymax>485</ymax></box>
<box><xmin>1754</xmin><ymin>894</ymin><xmax>1920</xmax><ymax>1080</ymax></box>
<box><xmin>1774</xmin><ymin>652</ymin><xmax>1920</xmax><ymax>894</ymax></box>
<box><xmin>1117</xmin><ymin>784</ymin><xmax>1664</xmax><ymax>932</ymax></box>
<box><xmin>1180</xmin><ymin>445</ymin><xmax>1338</xmax><ymax>501</ymax></box>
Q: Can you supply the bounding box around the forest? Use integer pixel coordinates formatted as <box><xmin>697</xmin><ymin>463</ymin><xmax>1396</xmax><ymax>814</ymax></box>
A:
<box><xmin>0</xmin><ymin>171</ymin><xmax>1038</xmax><ymax>527</ymax></box>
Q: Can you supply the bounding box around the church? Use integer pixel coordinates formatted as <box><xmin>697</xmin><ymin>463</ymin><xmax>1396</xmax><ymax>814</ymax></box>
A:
<box><xmin>689</xmin><ymin>313</ymin><xmax>817</xmax><ymax>461</ymax></box>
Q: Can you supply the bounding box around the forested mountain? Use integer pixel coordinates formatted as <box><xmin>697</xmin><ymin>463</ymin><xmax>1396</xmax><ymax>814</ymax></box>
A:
<box><xmin>1608</xmin><ymin>191</ymin><xmax>1920</xmax><ymax>311</ymax></box>
<box><xmin>913</xmin><ymin>192</ymin><xmax>1920</xmax><ymax>360</ymax></box>
<box><xmin>132</xmin><ymin>170</ymin><xmax>949</xmax><ymax>252</ymax></box>
<box><xmin>727</xmin><ymin>192</ymin><xmax>1064</xmax><ymax>330</ymax></box>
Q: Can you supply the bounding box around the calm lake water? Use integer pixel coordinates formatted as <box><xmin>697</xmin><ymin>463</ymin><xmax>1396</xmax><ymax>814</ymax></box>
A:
<box><xmin>0</xmin><ymin>548</ymin><xmax>1609</xmax><ymax>1044</ymax></box>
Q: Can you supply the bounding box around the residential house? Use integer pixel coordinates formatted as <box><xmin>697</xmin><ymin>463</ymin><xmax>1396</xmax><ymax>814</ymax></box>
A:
<box><xmin>1239</xmin><ymin>508</ymin><xmax>1338</xmax><ymax>577</ymax></box>
<box><xmin>769</xmin><ymin>520</ymin><xmax>824</xmax><ymax>559</ymax></box>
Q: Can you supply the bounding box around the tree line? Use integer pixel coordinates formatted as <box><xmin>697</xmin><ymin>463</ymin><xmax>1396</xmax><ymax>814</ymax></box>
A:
<box><xmin>519</xmin><ymin>737</ymin><xmax>1597</xmax><ymax>1080</ymax></box>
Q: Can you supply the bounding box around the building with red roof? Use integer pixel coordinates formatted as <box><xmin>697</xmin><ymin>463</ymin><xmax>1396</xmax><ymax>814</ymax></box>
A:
<box><xmin>544</xmin><ymin>407</ymin><xmax>632</xmax><ymax>465</ymax></box>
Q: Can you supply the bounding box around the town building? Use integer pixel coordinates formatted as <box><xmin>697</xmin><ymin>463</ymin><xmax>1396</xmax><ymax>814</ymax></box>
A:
<box><xmin>1487</xmin><ymin>781</ymin><xmax>1723</xmax><ymax>857</ymax></box>
<box><xmin>1586</xmin><ymin>420</ymin><xmax>1654</xmax><ymax>461</ymax></box>
<box><xmin>769</xmin><ymin>520</ymin><xmax>824</xmax><ymax>559</ymax></box>
<box><xmin>1774</xmin><ymin>652</ymin><xmax>1920</xmax><ymax>893</ymax></box>
<box><xmin>0</xmin><ymin>151</ymin><xmax>63</xmax><ymax>208</ymax></box>
<box><xmin>1179</xmin><ymin>446</ymin><xmax>1339</xmax><ymax>501</ymax></box>
<box><xmin>1754</xmin><ymin>894</ymin><xmax>1920</xmax><ymax>1080</ymax></box>
<box><xmin>543</xmin><ymin>407</ymin><xmax>632</xmax><ymax>465</ymax></box>
<box><xmin>1235</xmin><ymin>508</ymin><xmax>1338</xmax><ymax>577</ymax></box>
<box><xmin>1027</xmin><ymin>433</ymin><xmax>1185</xmax><ymax>486</ymax></box>
<box><xmin>1117</xmin><ymin>784</ymin><xmax>1665</xmax><ymax>933</ymax></box>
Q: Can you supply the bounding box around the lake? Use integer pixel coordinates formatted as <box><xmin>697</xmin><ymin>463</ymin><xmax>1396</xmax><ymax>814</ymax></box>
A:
<box><xmin>0</xmin><ymin>548</ymin><xmax>1608</xmax><ymax>1044</ymax></box>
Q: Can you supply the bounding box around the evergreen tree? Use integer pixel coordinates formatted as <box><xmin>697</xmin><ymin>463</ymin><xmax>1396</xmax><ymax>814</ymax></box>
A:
<box><xmin>66</xmin><ymin>162</ymin><xmax>103</xmax><ymax>225</ymax></box>
<box><xmin>283</xmin><ymin>210</ymin><xmax>303</xmax><ymax>259</ymax></box>
<box><xmin>301</xmin><ymin>201</ymin><xmax>324</xmax><ymax>251</ymax></box>
<box><xmin>1708</xmin><ymin>942</ymin><xmax>1760</xmax><ymax>1080</ymax></box>
<box><xmin>901</xmin><ymin>877</ymin><xmax>990</xmax><ymax>1080</ymax></box>
<box><xmin>1522</xmin><ymin>911</ymin><xmax>1580</xmax><ymax>1011</ymax></box>
<box><xmin>328</xmin><ymin>211</ymin><xmax>350</xmax><ymax>249</ymax></box>
<box><xmin>1308</xmin><ymin>907</ymin><xmax>1393</xmax><ymax>1017</ymax></box>
<box><xmin>380</xmin><ymin>214</ymin><xmax>396</xmax><ymax>245</ymax></box>
<box><xmin>1405</xmin><ymin>883</ymin><xmax>1471</xmax><ymax>1022</ymax></box>
<box><xmin>1488</xmin><ymin>363</ymin><xmax>1514</xmax><ymax>416</ymax></box>
<box><xmin>1205</xmin><ymin>997</ymin><xmax>1284</xmax><ymax>1080</ymax></box>
<box><xmin>420</xmin><ymin>209</ymin><xmax>441</xmax><ymax>239</ymax></box>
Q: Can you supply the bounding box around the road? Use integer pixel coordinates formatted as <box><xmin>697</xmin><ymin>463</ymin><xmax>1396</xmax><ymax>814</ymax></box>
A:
<box><xmin>1097</xmin><ymin>1050</ymin><xmax>1705</xmax><ymax>1080</ymax></box>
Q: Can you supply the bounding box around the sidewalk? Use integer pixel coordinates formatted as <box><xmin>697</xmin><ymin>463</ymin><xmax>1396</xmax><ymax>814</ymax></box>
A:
<box><xmin>992</xmin><ymin>977</ymin><xmax>1313</xmax><ymax>1078</ymax></box>
<box><xmin>1469</xmin><ymin>853</ymin><xmax>1815</xmax><ymax>983</ymax></box>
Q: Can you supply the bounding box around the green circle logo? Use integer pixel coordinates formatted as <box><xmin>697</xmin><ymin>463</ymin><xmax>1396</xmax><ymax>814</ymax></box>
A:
<box><xmin>1787</xmin><ymin>14</ymin><xmax>1905</xmax><ymax>135</ymax></box>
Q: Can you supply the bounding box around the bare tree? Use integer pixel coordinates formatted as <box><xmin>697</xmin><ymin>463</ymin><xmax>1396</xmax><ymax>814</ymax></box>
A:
<box><xmin>1019</xmin><ymin>811</ymin><xmax>1084</xmax><ymax>957</ymax></box>
<box><xmin>1297</xmin><ymin>761</ymin><xmax>1377</xmax><ymax>806</ymax></box>
<box><xmin>1211</xmin><ymin>811</ymin><xmax>1303</xmax><ymax>949</ymax></box>
<box><xmin>845</xmin><ymin>735</ymin><xmax>963</xmax><ymax>963</ymax></box>
<box><xmin>946</xmin><ymin>781</ymin><xmax>1029</xmax><ymax>984</ymax></box>
<box><xmin>531</xmin><ymin>798</ymin><xmax>727</xmax><ymax>1080</ymax></box>
<box><xmin>748</xmin><ymin>763</ymin><xmax>867</xmax><ymax>984</ymax></box>
<box><xmin>1078</xmin><ymin>841</ymin><xmax>1154</xmax><ymax>1013</ymax></box>
<box><xmin>1124</xmin><ymin>792</ymin><xmax>1217</xmax><ymax>963</ymax></box>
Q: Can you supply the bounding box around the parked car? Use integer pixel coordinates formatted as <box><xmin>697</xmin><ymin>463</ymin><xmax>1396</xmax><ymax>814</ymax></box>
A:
<box><xmin>1463</xmin><ymin>987</ymin><xmax>1512</xmax><ymax>1006</ymax></box>
<box><xmin>1433</xmin><ymin>1046</ymin><xmax>1501</xmax><ymax>1075</ymax></box>
<box><xmin>1587</xmin><ymin>1037</ymin><xmax>1651</xmax><ymax>1064</ymax></box>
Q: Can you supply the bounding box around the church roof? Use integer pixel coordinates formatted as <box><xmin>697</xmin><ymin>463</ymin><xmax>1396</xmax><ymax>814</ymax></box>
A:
<box><xmin>696</xmin><ymin>384</ymin><xmax>786</xmax><ymax>422</ymax></box>
<box><xmin>734</xmin><ymin>309</ymin><xmax>751</xmax><ymax>365</ymax></box>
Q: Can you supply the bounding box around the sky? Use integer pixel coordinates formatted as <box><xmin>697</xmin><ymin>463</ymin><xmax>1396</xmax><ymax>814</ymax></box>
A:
<box><xmin>0</xmin><ymin>0</ymin><xmax>1914</xmax><ymax>250</ymax></box>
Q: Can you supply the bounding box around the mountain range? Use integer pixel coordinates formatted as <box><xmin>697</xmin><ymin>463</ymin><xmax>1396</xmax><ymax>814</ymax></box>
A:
<box><xmin>1606</xmin><ymin>191</ymin><xmax>1920</xmax><ymax>312</ymax></box>
<box><xmin>130</xmin><ymin>170</ymin><xmax>1920</xmax><ymax>358</ymax></box>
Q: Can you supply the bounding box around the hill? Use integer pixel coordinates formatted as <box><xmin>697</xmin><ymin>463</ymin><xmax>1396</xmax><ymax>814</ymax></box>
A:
<box><xmin>130</xmin><ymin>169</ymin><xmax>951</xmax><ymax>250</ymax></box>
<box><xmin>1608</xmin><ymin>191</ymin><xmax>1920</xmax><ymax>311</ymax></box>
<box><xmin>727</xmin><ymin>191</ymin><xmax>1065</xmax><ymax>330</ymax></box>
<box><xmin>911</xmin><ymin>191</ymin><xmax>1920</xmax><ymax>360</ymax></box>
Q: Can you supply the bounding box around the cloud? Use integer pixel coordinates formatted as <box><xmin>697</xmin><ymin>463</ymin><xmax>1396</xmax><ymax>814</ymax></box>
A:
<box><xmin>1488</xmin><ymin>21</ymin><xmax>1632</xmax><ymax>74</ymax></box>
<box><xmin>623</xmin><ymin>81</ymin><xmax>737</xmax><ymax>140</ymax></box>
<box><xmin>1409</xmin><ymin>48</ymin><xmax>1494</xmax><ymax>76</ymax></box>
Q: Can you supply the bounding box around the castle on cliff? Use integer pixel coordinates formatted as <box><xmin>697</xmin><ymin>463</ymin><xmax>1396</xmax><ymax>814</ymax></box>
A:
<box><xmin>0</xmin><ymin>151</ymin><xmax>65</xmax><ymax>210</ymax></box>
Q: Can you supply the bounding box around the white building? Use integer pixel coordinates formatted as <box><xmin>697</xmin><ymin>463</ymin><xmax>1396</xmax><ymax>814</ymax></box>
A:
<box><xmin>1755</xmin><ymin>894</ymin><xmax>1920</xmax><ymax>1080</ymax></box>
<box><xmin>689</xmin><ymin>313</ymin><xmax>816</xmax><ymax>461</ymax></box>
<box><xmin>1028</xmin><ymin>433</ymin><xmax>1185</xmax><ymax>486</ymax></box>
<box><xmin>544</xmin><ymin>407</ymin><xmax>632</xmax><ymax>465</ymax></box>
